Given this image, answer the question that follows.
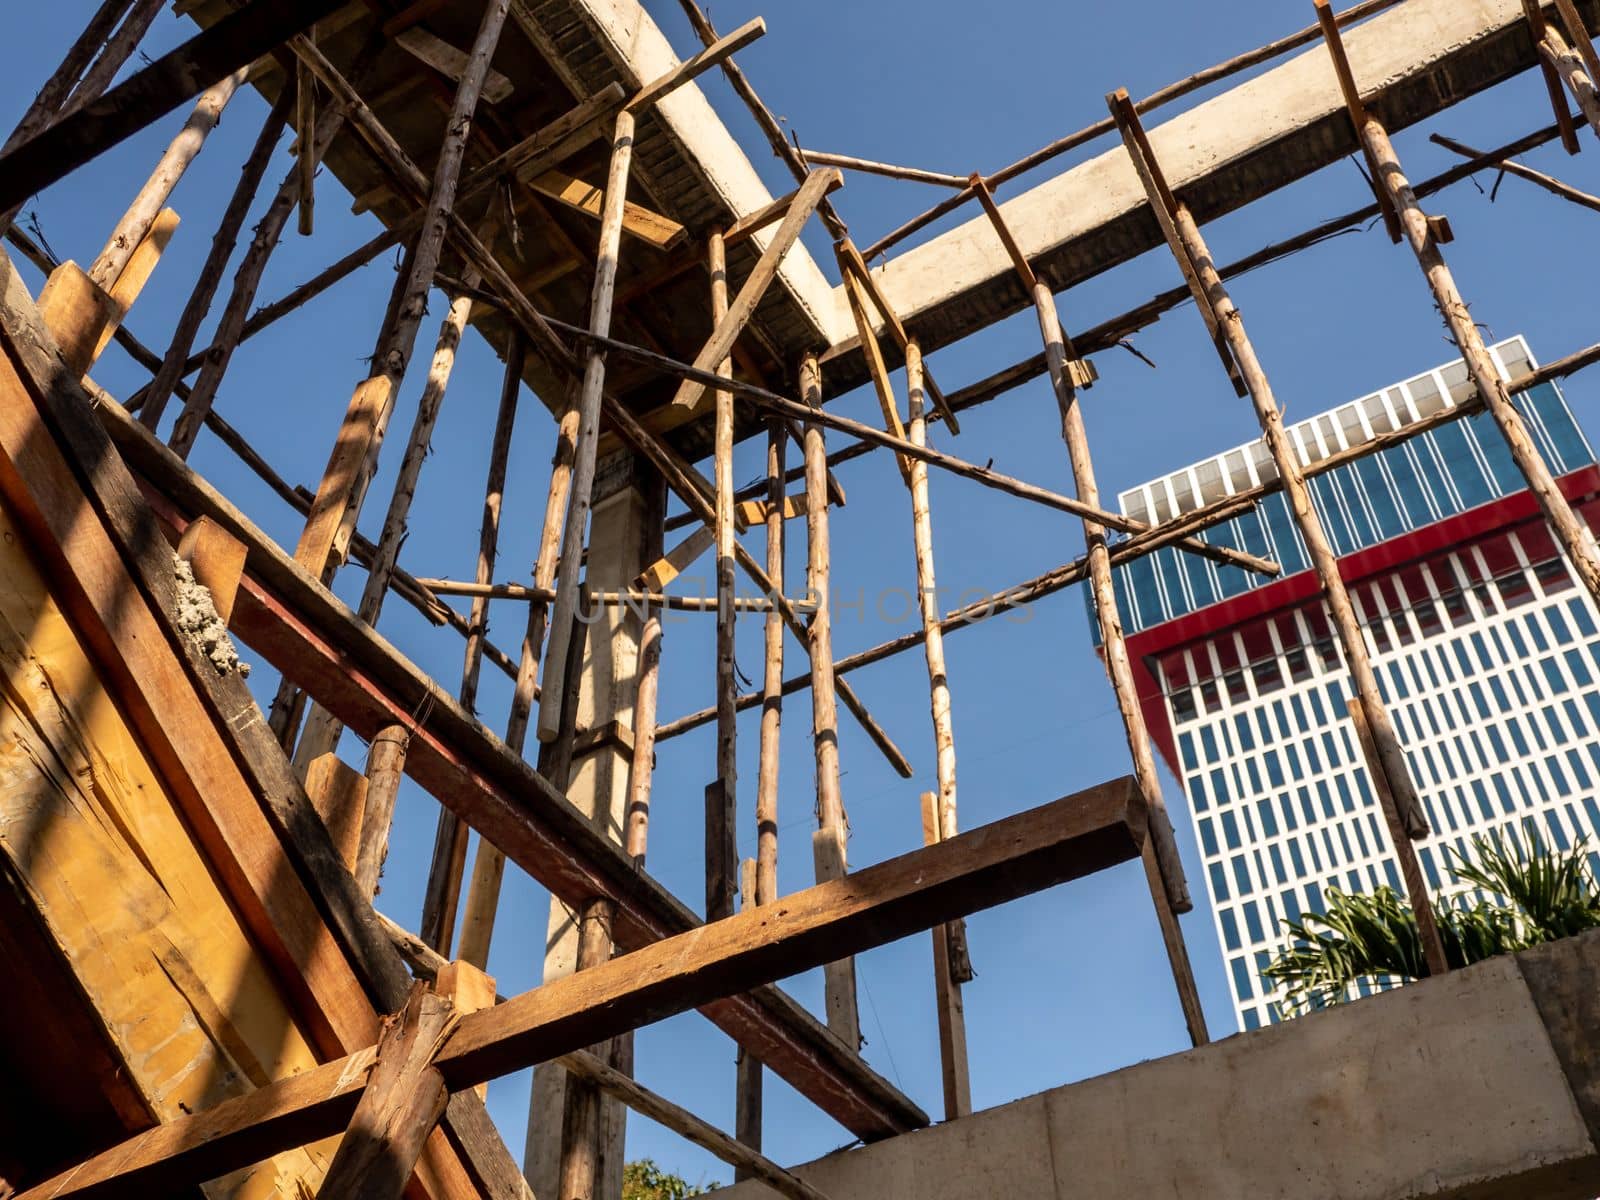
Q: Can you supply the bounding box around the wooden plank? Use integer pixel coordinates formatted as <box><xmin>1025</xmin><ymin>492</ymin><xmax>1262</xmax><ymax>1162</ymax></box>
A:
<box><xmin>176</xmin><ymin>513</ymin><xmax>247</xmax><ymax>625</ymax></box>
<box><xmin>0</xmin><ymin>248</ymin><xmax>524</xmax><ymax>1200</ymax></box>
<box><xmin>317</xmin><ymin>984</ymin><xmax>454</xmax><ymax>1200</ymax></box>
<box><xmin>0</xmin><ymin>0</ymin><xmax>348</xmax><ymax>212</ymax></box>
<box><xmin>23</xmin><ymin>777</ymin><xmax>1144</xmax><ymax>1198</ymax></box>
<box><xmin>529</xmin><ymin>167</ymin><xmax>686</xmax><ymax>250</ymax></box>
<box><xmin>89</xmin><ymin>375</ymin><xmax>929</xmax><ymax>1140</ymax></box>
<box><xmin>295</xmin><ymin>375</ymin><xmax>392</xmax><ymax>576</ymax></box>
<box><xmin>304</xmin><ymin>753</ymin><xmax>368</xmax><ymax>869</ymax></box>
<box><xmin>668</xmin><ymin>169</ymin><xmax>842</xmax><ymax>413</ymax></box>
<box><xmin>635</xmin><ymin>525</ymin><xmax>714</xmax><ymax>590</ymax></box>
<box><xmin>625</xmin><ymin>17</ymin><xmax>766</xmax><ymax>113</ymax></box>
<box><xmin>839</xmin><ymin>260</ymin><xmax>911</xmax><ymax>482</ymax></box>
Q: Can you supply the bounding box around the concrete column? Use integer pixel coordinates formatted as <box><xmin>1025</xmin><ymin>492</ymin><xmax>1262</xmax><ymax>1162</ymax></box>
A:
<box><xmin>525</xmin><ymin>451</ymin><xmax>663</xmax><ymax>1200</ymax></box>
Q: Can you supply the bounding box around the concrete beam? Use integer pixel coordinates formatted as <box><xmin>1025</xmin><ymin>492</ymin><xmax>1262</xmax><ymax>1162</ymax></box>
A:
<box><xmin>709</xmin><ymin>932</ymin><xmax>1600</xmax><ymax>1200</ymax></box>
<box><xmin>825</xmin><ymin>0</ymin><xmax>1600</xmax><ymax>387</ymax></box>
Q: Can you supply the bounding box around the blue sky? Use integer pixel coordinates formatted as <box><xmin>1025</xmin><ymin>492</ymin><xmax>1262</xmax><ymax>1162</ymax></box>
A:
<box><xmin>5</xmin><ymin>0</ymin><xmax>1599</xmax><ymax>1188</ymax></box>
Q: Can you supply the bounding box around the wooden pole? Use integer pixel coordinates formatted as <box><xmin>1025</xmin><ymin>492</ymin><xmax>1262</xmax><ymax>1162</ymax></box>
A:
<box><xmin>921</xmin><ymin>791</ymin><xmax>971</xmax><ymax>1120</ymax></box>
<box><xmin>315</xmin><ymin>982</ymin><xmax>454</xmax><ymax>1200</ymax></box>
<box><xmin>296</xmin><ymin>35</ymin><xmax>318</xmax><ymax>237</ymax></box>
<box><xmin>969</xmin><ymin>178</ymin><xmax>1207</xmax><ymax>1045</ymax></box>
<box><xmin>801</xmin><ymin>352</ymin><xmax>861</xmax><ymax>1050</ymax></box>
<box><xmin>556</xmin><ymin>898</ymin><xmax>615</xmax><ymax>1200</ymax></box>
<box><xmin>1318</xmin><ymin>1</ymin><xmax>1600</xmax><ymax>614</ymax></box>
<box><xmin>168</xmin><ymin>38</ymin><xmax>380</xmax><ymax>458</ymax></box>
<box><xmin>905</xmin><ymin>340</ymin><xmax>975</xmax><ymax>999</ymax></box>
<box><xmin>358</xmin><ymin>725</ymin><xmax>410</xmax><ymax>899</ymax></box>
<box><xmin>139</xmin><ymin>89</ymin><xmax>292</xmax><ymax>431</ymax></box>
<box><xmin>1540</xmin><ymin>22</ymin><xmax>1600</xmax><ymax>135</ymax></box>
<box><xmin>90</xmin><ymin>68</ymin><xmax>247</xmax><ymax>294</ymax></box>
<box><xmin>711</xmin><ymin>227</ymin><xmax>739</xmax><ymax>924</ymax></box>
<box><xmin>536</xmin><ymin>108</ymin><xmax>637</xmax><ymax>742</ymax></box>
<box><xmin>755</xmin><ymin>421</ymin><xmax>785</xmax><ymax>904</ymax></box>
<box><xmin>625</xmin><ymin>613</ymin><xmax>663</xmax><ymax>864</ymax></box>
<box><xmin>1348</xmin><ymin>698</ymin><xmax>1450</xmax><ymax>977</ymax></box>
<box><xmin>414</xmin><ymin>334</ymin><xmax>523</xmax><ymax>959</ymax></box>
<box><xmin>0</xmin><ymin>0</ymin><xmax>160</xmax><ymax>239</ymax></box>
<box><xmin>1428</xmin><ymin>132</ymin><xmax>1600</xmax><ymax>212</ymax></box>
<box><xmin>1110</xmin><ymin>88</ymin><xmax>1426</xmax><ymax>842</ymax></box>
<box><xmin>355</xmin><ymin>285</ymin><xmax>484</xmax><ymax>624</ymax></box>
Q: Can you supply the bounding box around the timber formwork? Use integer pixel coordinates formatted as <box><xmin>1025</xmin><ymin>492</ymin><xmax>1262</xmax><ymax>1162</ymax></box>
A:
<box><xmin>1</xmin><ymin>0</ymin><xmax>1599</xmax><ymax>1197</ymax></box>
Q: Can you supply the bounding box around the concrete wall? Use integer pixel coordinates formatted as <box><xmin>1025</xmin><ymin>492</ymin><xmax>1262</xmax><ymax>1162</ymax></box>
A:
<box><xmin>712</xmin><ymin>933</ymin><xmax>1600</xmax><ymax>1200</ymax></box>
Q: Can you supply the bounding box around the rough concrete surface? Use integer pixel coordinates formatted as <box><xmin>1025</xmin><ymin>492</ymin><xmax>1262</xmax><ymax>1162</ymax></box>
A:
<box><xmin>173</xmin><ymin>554</ymin><xmax>249</xmax><ymax>677</ymax></box>
<box><xmin>711</xmin><ymin>933</ymin><xmax>1600</xmax><ymax>1200</ymax></box>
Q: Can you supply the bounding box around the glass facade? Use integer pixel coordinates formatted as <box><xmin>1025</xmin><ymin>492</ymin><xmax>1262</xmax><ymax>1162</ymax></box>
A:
<box><xmin>1102</xmin><ymin>338</ymin><xmax>1594</xmax><ymax>638</ymax></box>
<box><xmin>1103</xmin><ymin>337</ymin><xmax>1600</xmax><ymax>1031</ymax></box>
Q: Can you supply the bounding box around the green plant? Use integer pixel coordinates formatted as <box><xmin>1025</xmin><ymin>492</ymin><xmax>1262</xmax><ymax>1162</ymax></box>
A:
<box><xmin>623</xmin><ymin>1159</ymin><xmax>706</xmax><ymax>1200</ymax></box>
<box><xmin>1263</xmin><ymin>827</ymin><xmax>1600</xmax><ymax>1017</ymax></box>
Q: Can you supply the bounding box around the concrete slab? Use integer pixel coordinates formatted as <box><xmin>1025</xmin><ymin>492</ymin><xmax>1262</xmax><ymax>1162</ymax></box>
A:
<box><xmin>709</xmin><ymin>935</ymin><xmax>1600</xmax><ymax>1200</ymax></box>
<box><xmin>830</xmin><ymin>0</ymin><xmax>1600</xmax><ymax>383</ymax></box>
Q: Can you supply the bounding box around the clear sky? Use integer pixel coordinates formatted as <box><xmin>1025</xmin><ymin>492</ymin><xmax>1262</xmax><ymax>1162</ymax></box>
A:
<box><xmin>5</xmin><ymin>0</ymin><xmax>1598</xmax><ymax>1189</ymax></box>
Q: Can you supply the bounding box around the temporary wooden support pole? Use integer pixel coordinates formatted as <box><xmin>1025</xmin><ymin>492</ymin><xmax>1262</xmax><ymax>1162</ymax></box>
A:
<box><xmin>0</xmin><ymin>0</ymin><xmax>135</xmax><ymax>162</ymax></box>
<box><xmin>839</xmin><ymin>258</ymin><xmax>912</xmax><ymax>484</ymax></box>
<box><xmin>835</xmin><ymin>237</ymin><xmax>960</xmax><ymax>430</ymax></box>
<box><xmin>667</xmin><ymin>168</ymin><xmax>844</xmax><ymax>415</ymax></box>
<box><xmin>598</xmin><ymin>392</ymin><xmax>922</xmax><ymax>779</ymax></box>
<box><xmin>920</xmin><ymin>791</ymin><xmax>972</xmax><ymax>1120</ymax></box>
<box><xmin>1526</xmin><ymin>0</ymin><xmax>1600</xmax><ymax>135</ymax></box>
<box><xmin>316</xmin><ymin>983</ymin><xmax>455</xmax><ymax>1200</ymax></box>
<box><xmin>385</xmin><ymin>917</ymin><xmax>835</xmax><ymax>1200</ymax></box>
<box><xmin>296</xmin><ymin>40</ymin><xmax>317</xmax><ymax>238</ymax></box>
<box><xmin>972</xmin><ymin>179</ymin><xmax>1195</xmax><ymax>927</ymax></box>
<box><xmin>1347</xmin><ymin>698</ymin><xmax>1450</xmax><ymax>978</ymax></box>
<box><xmin>556</xmin><ymin>897</ymin><xmax>617</xmax><ymax>1200</ymax></box>
<box><xmin>756</xmin><ymin>421</ymin><xmax>786</xmax><ymax>906</ymax></box>
<box><xmin>168</xmin><ymin>40</ymin><xmax>380</xmax><ymax>458</ymax></box>
<box><xmin>801</xmin><ymin>352</ymin><xmax>862</xmax><ymax>1050</ymax></box>
<box><xmin>359</xmin><ymin>726</ymin><xmax>410</xmax><ymax>899</ymax></box>
<box><xmin>543</xmin><ymin>314</ymin><xmax>1276</xmax><ymax>579</ymax></box>
<box><xmin>535</xmin><ymin>109</ymin><xmax>638</xmax><ymax>743</ymax></box>
<box><xmin>712</xmin><ymin>228</ymin><xmax>740</xmax><ymax>914</ymax></box>
<box><xmin>294</xmin><ymin>0</ymin><xmax>511</xmax><ymax>586</ymax></box>
<box><xmin>355</xmin><ymin>284</ymin><xmax>484</xmax><ymax>624</ymax></box>
<box><xmin>139</xmin><ymin>89</ymin><xmax>292</xmax><ymax>431</ymax></box>
<box><xmin>410</xmin><ymin>578</ymin><xmax>798</xmax><ymax>613</ymax></box>
<box><xmin>0</xmin><ymin>0</ymin><xmax>347</xmax><ymax>214</ymax></box>
<box><xmin>25</xmin><ymin>303</ymin><xmax>926</xmax><ymax>1149</ymax></box>
<box><xmin>412</xmin><ymin>335</ymin><xmax>524</xmax><ymax>959</ymax></box>
<box><xmin>626</xmin><ymin>613</ymin><xmax>664</xmax><ymax>864</ymax></box>
<box><xmin>904</xmin><ymin>341</ymin><xmax>973</xmax><ymax>993</ymax></box>
<box><xmin>1429</xmin><ymin>132</ymin><xmax>1600</xmax><ymax>212</ymax></box>
<box><xmin>801</xmin><ymin>149</ymin><xmax>968</xmax><ymax>188</ymax></box>
<box><xmin>1318</xmin><ymin>0</ymin><xmax>1600</xmax><ymax>614</ymax></box>
<box><xmin>90</xmin><ymin>70</ymin><xmax>247</xmax><ymax>294</ymax></box>
<box><xmin>25</xmin><ymin>778</ymin><xmax>1143</xmax><ymax>1199</ymax></box>
<box><xmin>1110</xmin><ymin>86</ymin><xmax>1427</xmax><ymax>843</ymax></box>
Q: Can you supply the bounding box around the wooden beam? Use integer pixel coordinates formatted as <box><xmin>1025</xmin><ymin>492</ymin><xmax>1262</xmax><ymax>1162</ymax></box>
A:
<box><xmin>317</xmin><ymin>983</ymin><xmax>455</xmax><ymax>1200</ymax></box>
<box><xmin>921</xmin><ymin>791</ymin><xmax>972</xmax><ymax>1120</ymax></box>
<box><xmin>395</xmin><ymin>28</ymin><xmax>515</xmax><ymax>104</ymax></box>
<box><xmin>23</xmin><ymin>778</ymin><xmax>1144</xmax><ymax>1197</ymax></box>
<box><xmin>0</xmin><ymin>250</ymin><xmax>521</xmax><ymax>1200</ymax></box>
<box><xmin>668</xmin><ymin>169</ymin><xmax>841</xmax><ymax>414</ymax></box>
<box><xmin>177</xmin><ymin>514</ymin><xmax>248</xmax><ymax>626</ymax></box>
<box><xmin>0</xmin><ymin>0</ymin><xmax>348</xmax><ymax>212</ymax></box>
<box><xmin>89</xmin><ymin>378</ymin><xmax>930</xmax><ymax>1141</ymax></box>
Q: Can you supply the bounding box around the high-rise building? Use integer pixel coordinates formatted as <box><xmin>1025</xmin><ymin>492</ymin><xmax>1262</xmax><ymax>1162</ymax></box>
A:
<box><xmin>1102</xmin><ymin>337</ymin><xmax>1600</xmax><ymax>1031</ymax></box>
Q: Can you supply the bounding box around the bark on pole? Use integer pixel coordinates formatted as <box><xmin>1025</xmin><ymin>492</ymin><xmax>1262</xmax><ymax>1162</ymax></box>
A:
<box><xmin>801</xmin><ymin>352</ymin><xmax>861</xmax><ymax>1050</ymax></box>
<box><xmin>625</xmin><ymin>613</ymin><xmax>663</xmax><ymax>864</ymax></box>
<box><xmin>90</xmin><ymin>68</ymin><xmax>248</xmax><ymax>294</ymax></box>
<box><xmin>755</xmin><ymin>420</ymin><xmax>785</xmax><ymax>904</ymax></box>
<box><xmin>711</xmin><ymin>227</ymin><xmax>739</xmax><ymax>922</ymax></box>
<box><xmin>168</xmin><ymin>39</ymin><xmax>382</xmax><ymax>459</ymax></box>
<box><xmin>536</xmin><ymin>108</ymin><xmax>637</xmax><ymax>743</ymax></box>
<box><xmin>1541</xmin><ymin>24</ymin><xmax>1600</xmax><ymax>134</ymax></box>
<box><xmin>358</xmin><ymin>725</ymin><xmax>410</xmax><ymax>899</ymax></box>
<box><xmin>140</xmin><ymin>89</ymin><xmax>293</xmax><ymax>431</ymax></box>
